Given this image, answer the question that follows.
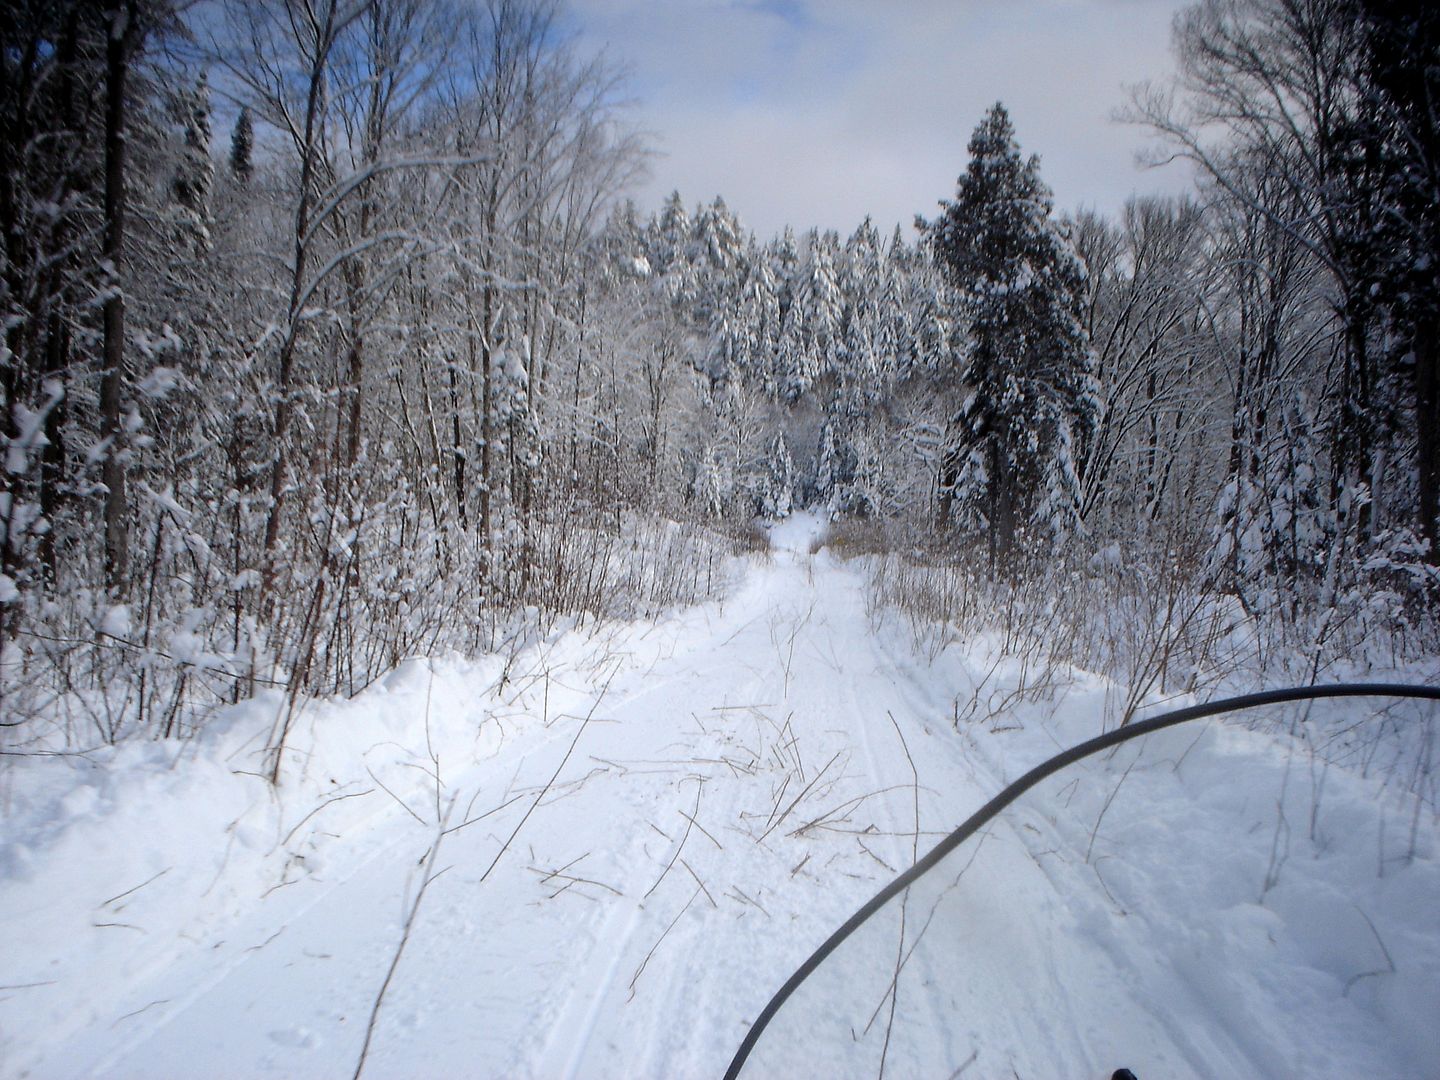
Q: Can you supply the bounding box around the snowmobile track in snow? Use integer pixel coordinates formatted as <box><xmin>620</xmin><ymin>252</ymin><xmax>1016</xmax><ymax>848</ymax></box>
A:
<box><xmin>5</xmin><ymin>513</ymin><xmax>1438</xmax><ymax>1079</ymax></box>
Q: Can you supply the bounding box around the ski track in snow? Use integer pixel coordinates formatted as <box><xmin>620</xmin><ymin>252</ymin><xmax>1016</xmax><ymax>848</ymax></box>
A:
<box><xmin>3</xmin><ymin>512</ymin><xmax>1438</xmax><ymax>1079</ymax></box>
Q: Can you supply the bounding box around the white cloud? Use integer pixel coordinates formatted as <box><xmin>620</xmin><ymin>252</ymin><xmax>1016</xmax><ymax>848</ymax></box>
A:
<box><xmin>570</xmin><ymin>0</ymin><xmax>1195</xmax><ymax>238</ymax></box>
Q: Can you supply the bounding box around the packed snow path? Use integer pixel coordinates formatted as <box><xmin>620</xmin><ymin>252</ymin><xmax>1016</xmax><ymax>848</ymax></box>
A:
<box><xmin>5</xmin><ymin>514</ymin><xmax>1437</xmax><ymax>1078</ymax></box>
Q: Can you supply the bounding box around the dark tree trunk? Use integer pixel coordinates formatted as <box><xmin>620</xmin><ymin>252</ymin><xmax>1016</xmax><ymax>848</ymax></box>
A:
<box><xmin>100</xmin><ymin>0</ymin><xmax>138</xmax><ymax>594</ymax></box>
<box><xmin>38</xmin><ymin>316</ymin><xmax>70</xmax><ymax>583</ymax></box>
<box><xmin>342</xmin><ymin>333</ymin><xmax>365</xmax><ymax>469</ymax></box>
<box><xmin>451</xmin><ymin>348</ymin><xmax>468</xmax><ymax>530</ymax></box>
<box><xmin>479</xmin><ymin>283</ymin><xmax>494</xmax><ymax>555</ymax></box>
<box><xmin>1342</xmin><ymin>306</ymin><xmax>1375</xmax><ymax>538</ymax></box>
<box><xmin>936</xmin><ymin>450</ymin><xmax>957</xmax><ymax>532</ymax></box>
<box><xmin>262</xmin><ymin>0</ymin><xmax>339</xmax><ymax>593</ymax></box>
<box><xmin>988</xmin><ymin>440</ymin><xmax>1016</xmax><ymax>570</ymax></box>
<box><xmin>1415</xmin><ymin>327</ymin><xmax>1440</xmax><ymax>559</ymax></box>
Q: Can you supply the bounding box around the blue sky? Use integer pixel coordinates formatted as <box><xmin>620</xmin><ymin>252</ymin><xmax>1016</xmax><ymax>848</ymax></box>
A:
<box><xmin>569</xmin><ymin>0</ymin><xmax>1194</xmax><ymax>238</ymax></box>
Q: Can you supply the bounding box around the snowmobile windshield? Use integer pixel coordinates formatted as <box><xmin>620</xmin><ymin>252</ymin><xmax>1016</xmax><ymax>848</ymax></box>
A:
<box><xmin>729</xmin><ymin>686</ymin><xmax>1440</xmax><ymax>1079</ymax></box>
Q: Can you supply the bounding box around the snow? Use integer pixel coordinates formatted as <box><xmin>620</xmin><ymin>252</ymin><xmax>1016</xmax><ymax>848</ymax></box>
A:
<box><xmin>2</xmin><ymin>512</ymin><xmax>1436</xmax><ymax>1078</ymax></box>
<box><xmin>99</xmin><ymin>604</ymin><xmax>132</xmax><ymax>639</ymax></box>
<box><xmin>5</xmin><ymin>381</ymin><xmax>63</xmax><ymax>474</ymax></box>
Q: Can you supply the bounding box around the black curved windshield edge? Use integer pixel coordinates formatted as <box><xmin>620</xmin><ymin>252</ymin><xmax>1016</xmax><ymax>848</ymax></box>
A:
<box><xmin>724</xmin><ymin>683</ymin><xmax>1440</xmax><ymax>1080</ymax></box>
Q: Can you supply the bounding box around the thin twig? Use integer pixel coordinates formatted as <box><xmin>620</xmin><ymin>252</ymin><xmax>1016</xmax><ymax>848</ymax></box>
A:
<box><xmin>283</xmin><ymin>788</ymin><xmax>376</xmax><ymax>846</ymax></box>
<box><xmin>761</xmin><ymin>774</ymin><xmax>791</xmax><ymax>833</ymax></box>
<box><xmin>858</xmin><ymin>841</ymin><xmax>895</xmax><ymax>873</ymax></box>
<box><xmin>442</xmin><ymin>790</ymin><xmax>529</xmax><ymax>837</ymax></box>
<box><xmin>539</xmin><ymin>871</ymin><xmax>623</xmax><ymax>898</ymax></box>
<box><xmin>100</xmin><ymin>867</ymin><xmax>172</xmax><ymax>909</ymax></box>
<box><xmin>110</xmin><ymin>999</ymin><xmax>170</xmax><ymax>1028</ymax></box>
<box><xmin>1086</xmin><ymin>748</ymin><xmax>1141</xmax><ymax>864</ymax></box>
<box><xmin>877</xmin><ymin>901</ymin><xmax>907</xmax><ymax>1079</ymax></box>
<box><xmin>353</xmin><ymin>819</ymin><xmax>453</xmax><ymax>1080</ymax></box>
<box><xmin>678</xmin><ymin>806</ymin><xmax>723</xmax><ymax>850</ymax></box>
<box><xmin>628</xmin><ymin>886</ymin><xmax>702</xmax><ymax>1000</ymax></box>
<box><xmin>646</xmin><ymin>783</ymin><xmax>702</xmax><ymax>899</ymax></box>
<box><xmin>887</xmin><ymin>711</ymin><xmax>921</xmax><ymax>865</ymax></box>
<box><xmin>757</xmin><ymin>751</ymin><xmax>842</xmax><ymax>843</ymax></box>
<box><xmin>788</xmin><ymin>784</ymin><xmax>913</xmax><ymax>838</ymax></box>
<box><xmin>1343</xmin><ymin>905</ymin><xmax>1397</xmax><ymax>996</ymax></box>
<box><xmin>474</xmin><ymin>664</ymin><xmax>620</xmax><ymax>888</ymax></box>
<box><xmin>681</xmin><ymin>858</ymin><xmax>717</xmax><ymax>908</ymax></box>
<box><xmin>728</xmin><ymin>887</ymin><xmax>770</xmax><ymax>916</ymax></box>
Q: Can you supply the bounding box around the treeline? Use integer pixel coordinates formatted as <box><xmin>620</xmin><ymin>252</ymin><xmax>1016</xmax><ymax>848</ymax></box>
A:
<box><xmin>605</xmin><ymin>0</ymin><xmax>1440</xmax><ymax>666</ymax></box>
<box><xmin>1</xmin><ymin>0</ymin><xmax>1436</xmax><ymax>752</ymax></box>
<box><xmin>1</xmin><ymin>0</ymin><xmax>668</xmax><ymax>749</ymax></box>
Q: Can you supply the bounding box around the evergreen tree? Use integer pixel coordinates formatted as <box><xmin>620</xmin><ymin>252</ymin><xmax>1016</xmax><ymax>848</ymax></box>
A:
<box><xmin>921</xmin><ymin>102</ymin><xmax>1098</xmax><ymax>559</ymax></box>
<box><xmin>732</xmin><ymin>249</ymin><xmax>781</xmax><ymax>392</ymax></box>
<box><xmin>650</xmin><ymin>191</ymin><xmax>690</xmax><ymax>272</ymax></box>
<box><xmin>843</xmin><ymin>216</ymin><xmax>884</xmax><ymax>383</ymax></box>
<box><xmin>695</xmin><ymin>195</ymin><xmax>744</xmax><ymax>277</ymax></box>
<box><xmin>229</xmin><ymin>106</ymin><xmax>253</xmax><ymax>182</ymax></box>
<box><xmin>775</xmin><ymin>306</ymin><xmax>808</xmax><ymax>404</ymax></box>
<box><xmin>648</xmin><ymin>191</ymin><xmax>698</xmax><ymax>311</ymax></box>
<box><xmin>1354</xmin><ymin>0</ymin><xmax>1440</xmax><ymax>561</ymax></box>
<box><xmin>844</xmin><ymin>433</ymin><xmax>883</xmax><ymax>518</ymax></box>
<box><xmin>170</xmin><ymin>74</ymin><xmax>213</xmax><ymax>251</ymax></box>
<box><xmin>782</xmin><ymin>229</ymin><xmax>843</xmax><ymax>401</ymax></box>
<box><xmin>770</xmin><ymin>225</ymin><xmax>800</xmax><ymax>324</ymax></box>
<box><xmin>757</xmin><ymin>431</ymin><xmax>794</xmax><ymax>518</ymax></box>
<box><xmin>596</xmin><ymin>199</ymin><xmax>648</xmax><ymax>283</ymax></box>
<box><xmin>875</xmin><ymin>226</ymin><xmax>909</xmax><ymax>375</ymax></box>
<box><xmin>697</xmin><ymin>446</ymin><xmax>728</xmax><ymax>517</ymax></box>
<box><xmin>691</xmin><ymin>195</ymin><xmax>747</xmax><ymax>327</ymax></box>
<box><xmin>816</xmin><ymin>421</ymin><xmax>839</xmax><ymax>511</ymax></box>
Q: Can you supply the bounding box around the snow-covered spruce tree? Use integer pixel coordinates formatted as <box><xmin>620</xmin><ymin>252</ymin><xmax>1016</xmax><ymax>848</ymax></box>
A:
<box><xmin>775</xmin><ymin>230</ymin><xmax>844</xmax><ymax>404</ymax></box>
<box><xmin>731</xmin><ymin>244</ymin><xmax>782</xmax><ymax>394</ymax></box>
<box><xmin>229</xmin><ymin>106</ymin><xmax>253</xmax><ymax>182</ymax></box>
<box><xmin>757</xmin><ymin>431</ymin><xmax>795</xmax><ymax>518</ymax></box>
<box><xmin>649</xmin><ymin>191</ymin><xmax>695</xmax><ymax>308</ymax></box>
<box><xmin>168</xmin><ymin>74</ymin><xmax>213</xmax><ymax>253</ymax></box>
<box><xmin>841</xmin><ymin>217</ymin><xmax>885</xmax><ymax>384</ymax></box>
<box><xmin>691</xmin><ymin>196</ymin><xmax>746</xmax><ymax>324</ymax></box>
<box><xmin>770</xmin><ymin>225</ymin><xmax>801</xmax><ymax>325</ymax></box>
<box><xmin>921</xmin><ymin>102</ymin><xmax>1099</xmax><ymax>561</ymax></box>
<box><xmin>815</xmin><ymin>421</ymin><xmax>840</xmax><ymax>513</ymax></box>
<box><xmin>1354</xmin><ymin>0</ymin><xmax>1440</xmax><ymax>565</ymax></box>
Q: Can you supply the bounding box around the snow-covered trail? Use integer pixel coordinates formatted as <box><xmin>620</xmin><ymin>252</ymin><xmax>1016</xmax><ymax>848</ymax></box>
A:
<box><xmin>5</xmin><ymin>514</ymin><xmax>1437</xmax><ymax>1079</ymax></box>
<box><xmin>29</xmin><ymin>516</ymin><xmax>959</xmax><ymax>1078</ymax></box>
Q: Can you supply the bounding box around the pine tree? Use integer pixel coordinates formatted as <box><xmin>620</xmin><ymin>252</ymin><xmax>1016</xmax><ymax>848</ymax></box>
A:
<box><xmin>698</xmin><ymin>447</ymin><xmax>728</xmax><ymax>517</ymax></box>
<box><xmin>921</xmin><ymin>102</ymin><xmax>1098</xmax><ymax>559</ymax></box>
<box><xmin>229</xmin><ymin>106</ymin><xmax>253</xmax><ymax>182</ymax></box>
<box><xmin>692</xmin><ymin>196</ymin><xmax>748</xmax><ymax>343</ymax></box>
<box><xmin>1354</xmin><ymin>0</ymin><xmax>1440</xmax><ymax>561</ymax></box>
<box><xmin>844</xmin><ymin>433</ymin><xmax>883</xmax><ymax>519</ymax></box>
<box><xmin>781</xmin><ymin>230</ymin><xmax>843</xmax><ymax>402</ymax></box>
<box><xmin>758</xmin><ymin>432</ymin><xmax>794</xmax><ymax>518</ymax></box>
<box><xmin>171</xmin><ymin>74</ymin><xmax>214</xmax><ymax>251</ymax></box>
<box><xmin>770</xmin><ymin>225</ymin><xmax>800</xmax><ymax>324</ymax></box>
<box><xmin>815</xmin><ymin>421</ymin><xmax>839</xmax><ymax>511</ymax></box>
<box><xmin>843</xmin><ymin>216</ymin><xmax>884</xmax><ymax>383</ymax></box>
<box><xmin>650</xmin><ymin>191</ymin><xmax>689</xmax><ymax>272</ymax></box>
<box><xmin>775</xmin><ymin>308</ymin><xmax>808</xmax><ymax>404</ymax></box>
<box><xmin>647</xmin><ymin>192</ymin><xmax>699</xmax><ymax>312</ymax></box>
<box><xmin>695</xmin><ymin>195</ymin><xmax>744</xmax><ymax>278</ymax></box>
<box><xmin>732</xmin><ymin>249</ymin><xmax>781</xmax><ymax>392</ymax></box>
<box><xmin>875</xmin><ymin>227</ymin><xmax>908</xmax><ymax>375</ymax></box>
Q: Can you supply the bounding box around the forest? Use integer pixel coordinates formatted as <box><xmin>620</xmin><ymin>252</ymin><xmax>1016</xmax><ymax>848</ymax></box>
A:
<box><xmin>2</xmin><ymin>0</ymin><xmax>1437</xmax><ymax>755</ymax></box>
<box><xmin>5</xmin><ymin>2</ymin><xmax>1440</xmax><ymax>1076</ymax></box>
